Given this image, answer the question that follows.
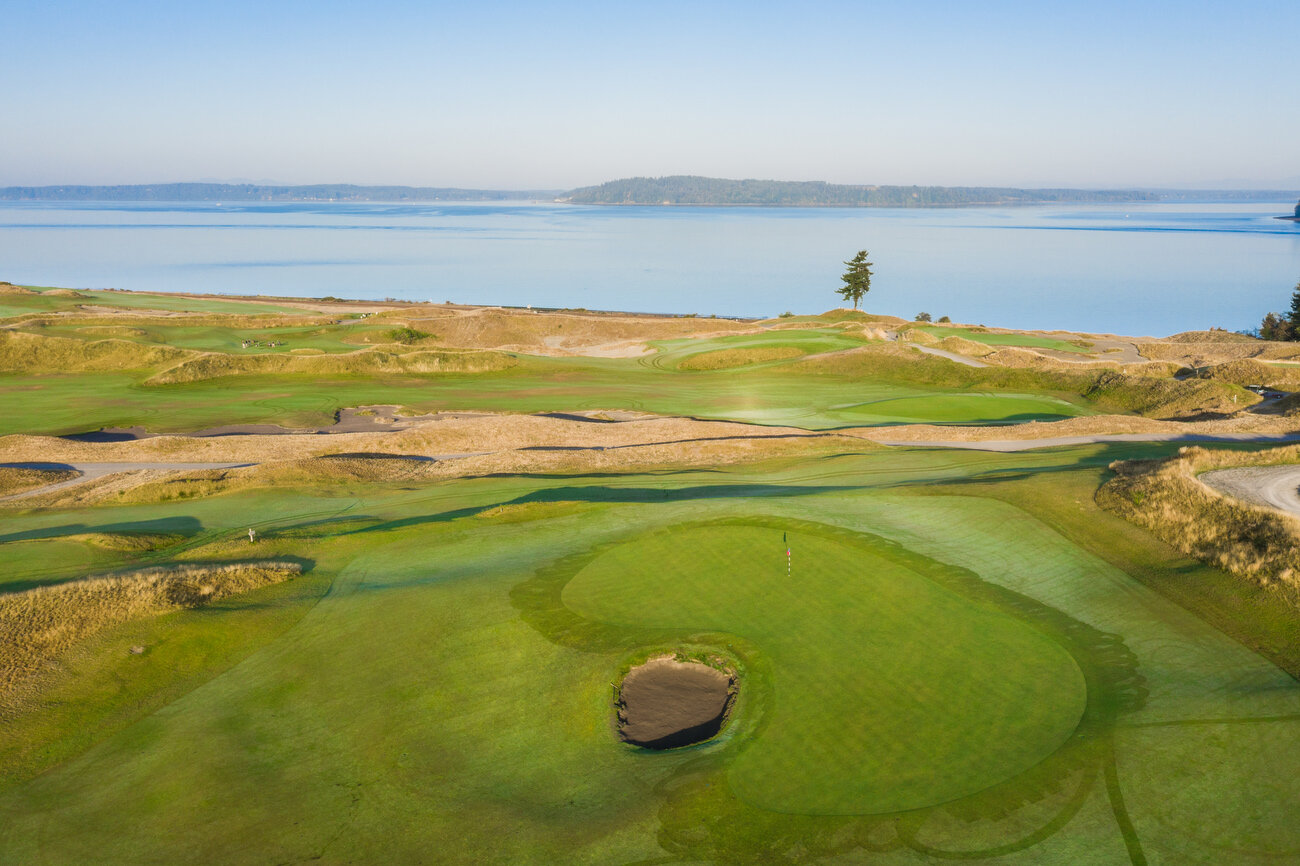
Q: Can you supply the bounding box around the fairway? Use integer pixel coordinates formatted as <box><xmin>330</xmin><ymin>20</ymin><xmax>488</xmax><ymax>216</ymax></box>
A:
<box><xmin>564</xmin><ymin>522</ymin><xmax>1087</xmax><ymax>814</ymax></box>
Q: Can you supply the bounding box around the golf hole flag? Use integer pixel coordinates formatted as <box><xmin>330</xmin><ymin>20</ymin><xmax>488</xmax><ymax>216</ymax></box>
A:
<box><xmin>784</xmin><ymin>532</ymin><xmax>790</xmax><ymax>576</ymax></box>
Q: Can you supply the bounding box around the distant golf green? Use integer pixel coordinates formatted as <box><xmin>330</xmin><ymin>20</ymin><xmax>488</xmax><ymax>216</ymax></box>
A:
<box><xmin>564</xmin><ymin>522</ymin><xmax>1086</xmax><ymax>814</ymax></box>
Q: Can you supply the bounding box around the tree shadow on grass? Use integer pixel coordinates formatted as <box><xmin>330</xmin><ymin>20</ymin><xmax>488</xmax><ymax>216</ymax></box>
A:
<box><xmin>346</xmin><ymin>484</ymin><xmax>859</xmax><ymax>536</ymax></box>
<box><xmin>0</xmin><ymin>516</ymin><xmax>204</xmax><ymax>545</ymax></box>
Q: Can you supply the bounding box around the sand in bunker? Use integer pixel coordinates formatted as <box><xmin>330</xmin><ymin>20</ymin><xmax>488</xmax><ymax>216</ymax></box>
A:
<box><xmin>618</xmin><ymin>657</ymin><xmax>735</xmax><ymax>750</ymax></box>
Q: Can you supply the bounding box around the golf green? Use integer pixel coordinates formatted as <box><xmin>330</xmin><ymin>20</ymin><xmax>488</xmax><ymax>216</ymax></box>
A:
<box><xmin>563</xmin><ymin>522</ymin><xmax>1087</xmax><ymax>814</ymax></box>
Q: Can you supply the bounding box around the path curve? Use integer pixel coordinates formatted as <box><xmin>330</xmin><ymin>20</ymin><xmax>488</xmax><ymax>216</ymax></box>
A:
<box><xmin>911</xmin><ymin>345</ymin><xmax>989</xmax><ymax>367</ymax></box>
<box><xmin>1199</xmin><ymin>465</ymin><xmax>1300</xmax><ymax>517</ymax></box>
<box><xmin>868</xmin><ymin>432</ymin><xmax>1300</xmax><ymax>453</ymax></box>
<box><xmin>0</xmin><ymin>462</ymin><xmax>254</xmax><ymax>502</ymax></box>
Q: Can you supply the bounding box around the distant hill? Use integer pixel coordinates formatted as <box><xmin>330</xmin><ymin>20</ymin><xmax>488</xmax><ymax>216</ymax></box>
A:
<box><xmin>0</xmin><ymin>183</ymin><xmax>559</xmax><ymax>202</ymax></box>
<box><xmin>561</xmin><ymin>176</ymin><xmax>1161</xmax><ymax>207</ymax></box>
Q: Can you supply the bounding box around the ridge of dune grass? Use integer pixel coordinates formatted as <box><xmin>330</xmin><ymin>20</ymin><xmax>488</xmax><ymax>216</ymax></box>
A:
<box><xmin>793</xmin><ymin>344</ymin><xmax>1254</xmax><ymax>418</ymax></box>
<box><xmin>1098</xmin><ymin>445</ymin><xmax>1300</xmax><ymax>595</ymax></box>
<box><xmin>0</xmin><ymin>560</ymin><xmax>303</xmax><ymax>713</ymax></box>
<box><xmin>1199</xmin><ymin>358</ymin><xmax>1300</xmax><ymax>390</ymax></box>
<box><xmin>0</xmin><ymin>466</ymin><xmax>79</xmax><ymax>496</ymax></box>
<box><xmin>144</xmin><ymin>347</ymin><xmax>517</xmax><ymax>384</ymax></box>
<box><xmin>678</xmin><ymin>346</ymin><xmax>805</xmax><ymax>370</ymax></box>
<box><xmin>0</xmin><ymin>331</ymin><xmax>191</xmax><ymax>373</ymax></box>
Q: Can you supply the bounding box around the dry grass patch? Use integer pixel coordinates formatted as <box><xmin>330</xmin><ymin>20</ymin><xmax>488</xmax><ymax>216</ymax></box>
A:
<box><xmin>0</xmin><ymin>561</ymin><xmax>302</xmax><ymax>713</ymax></box>
<box><xmin>0</xmin><ymin>331</ymin><xmax>190</xmax><ymax>373</ymax></box>
<box><xmin>1098</xmin><ymin>446</ymin><xmax>1300</xmax><ymax>594</ymax></box>
<box><xmin>678</xmin><ymin>346</ymin><xmax>804</xmax><ymax>370</ymax></box>
<box><xmin>394</xmin><ymin>308</ymin><xmax>753</xmax><ymax>352</ymax></box>
<box><xmin>934</xmin><ymin>336</ymin><xmax>996</xmax><ymax>357</ymax></box>
<box><xmin>0</xmin><ymin>466</ymin><xmax>78</xmax><ymax>496</ymax></box>
<box><xmin>145</xmin><ymin>347</ymin><xmax>515</xmax><ymax>384</ymax></box>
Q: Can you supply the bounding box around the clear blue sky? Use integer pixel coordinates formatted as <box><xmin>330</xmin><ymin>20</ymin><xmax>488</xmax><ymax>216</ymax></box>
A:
<box><xmin>3</xmin><ymin>0</ymin><xmax>1297</xmax><ymax>189</ymax></box>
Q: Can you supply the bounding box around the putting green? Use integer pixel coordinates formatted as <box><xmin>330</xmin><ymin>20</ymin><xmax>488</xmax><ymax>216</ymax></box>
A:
<box><xmin>563</xmin><ymin>523</ymin><xmax>1087</xmax><ymax>814</ymax></box>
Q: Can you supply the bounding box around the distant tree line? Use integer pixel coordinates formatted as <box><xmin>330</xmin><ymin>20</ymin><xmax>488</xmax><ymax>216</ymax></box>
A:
<box><xmin>563</xmin><ymin>176</ymin><xmax>1160</xmax><ymax>207</ymax></box>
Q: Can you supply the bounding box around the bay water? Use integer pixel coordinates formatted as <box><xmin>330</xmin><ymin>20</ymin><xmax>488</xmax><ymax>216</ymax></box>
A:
<box><xmin>1</xmin><ymin>199</ymin><xmax>1297</xmax><ymax>337</ymax></box>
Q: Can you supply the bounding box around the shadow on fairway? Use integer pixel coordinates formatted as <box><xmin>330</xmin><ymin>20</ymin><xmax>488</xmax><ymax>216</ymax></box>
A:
<box><xmin>0</xmin><ymin>515</ymin><xmax>205</xmax><ymax>545</ymax></box>
<box><xmin>347</xmin><ymin>483</ymin><xmax>859</xmax><ymax>535</ymax></box>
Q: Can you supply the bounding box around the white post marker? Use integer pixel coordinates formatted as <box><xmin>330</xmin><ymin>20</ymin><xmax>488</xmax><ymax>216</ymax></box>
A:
<box><xmin>248</xmin><ymin>528</ymin><xmax>256</xmax><ymax>543</ymax></box>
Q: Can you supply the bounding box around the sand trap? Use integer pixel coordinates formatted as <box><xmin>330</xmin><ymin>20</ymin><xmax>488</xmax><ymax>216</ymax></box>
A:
<box><xmin>617</xmin><ymin>657</ymin><xmax>735</xmax><ymax>749</ymax></box>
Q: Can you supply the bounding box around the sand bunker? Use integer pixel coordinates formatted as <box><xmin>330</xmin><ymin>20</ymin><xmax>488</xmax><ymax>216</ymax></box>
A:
<box><xmin>617</xmin><ymin>657</ymin><xmax>735</xmax><ymax>749</ymax></box>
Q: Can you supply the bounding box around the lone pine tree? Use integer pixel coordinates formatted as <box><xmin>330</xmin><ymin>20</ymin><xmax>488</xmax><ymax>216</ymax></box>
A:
<box><xmin>838</xmin><ymin>250</ymin><xmax>873</xmax><ymax>310</ymax></box>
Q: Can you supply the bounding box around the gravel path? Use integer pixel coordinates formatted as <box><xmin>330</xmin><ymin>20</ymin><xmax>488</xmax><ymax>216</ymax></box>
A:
<box><xmin>911</xmin><ymin>345</ymin><xmax>989</xmax><ymax>367</ymax></box>
<box><xmin>0</xmin><ymin>462</ymin><xmax>254</xmax><ymax>502</ymax></box>
<box><xmin>869</xmin><ymin>432</ymin><xmax>1300</xmax><ymax>453</ymax></box>
<box><xmin>1198</xmin><ymin>465</ymin><xmax>1300</xmax><ymax>517</ymax></box>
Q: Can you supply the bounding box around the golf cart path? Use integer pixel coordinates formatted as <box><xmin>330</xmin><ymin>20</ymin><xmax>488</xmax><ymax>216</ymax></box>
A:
<box><xmin>1199</xmin><ymin>465</ymin><xmax>1300</xmax><ymax>518</ymax></box>
<box><xmin>0</xmin><ymin>462</ymin><xmax>253</xmax><ymax>502</ymax></box>
<box><xmin>868</xmin><ymin>431</ymin><xmax>1300</xmax><ymax>452</ymax></box>
<box><xmin>0</xmin><ymin>454</ymin><xmax>489</xmax><ymax>502</ymax></box>
<box><xmin>911</xmin><ymin>345</ymin><xmax>989</xmax><ymax>367</ymax></box>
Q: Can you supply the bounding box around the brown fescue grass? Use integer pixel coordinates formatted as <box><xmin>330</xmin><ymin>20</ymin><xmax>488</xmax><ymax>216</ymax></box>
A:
<box><xmin>0</xmin><ymin>561</ymin><xmax>302</xmax><ymax>713</ymax></box>
<box><xmin>1138</xmin><ymin>339</ymin><xmax>1300</xmax><ymax>363</ymax></box>
<box><xmin>0</xmin><ymin>331</ymin><xmax>190</xmax><ymax>373</ymax></box>
<box><xmin>794</xmin><ymin>343</ymin><xmax>1255</xmax><ymax>418</ymax></box>
<box><xmin>1199</xmin><ymin>359</ymin><xmax>1300</xmax><ymax>390</ymax></box>
<box><xmin>1165</xmin><ymin>330</ymin><xmax>1262</xmax><ymax>343</ymax></box>
<box><xmin>933</xmin><ymin>336</ymin><xmax>996</xmax><ymax>357</ymax></box>
<box><xmin>1098</xmin><ymin>446</ymin><xmax>1300</xmax><ymax>595</ymax></box>
<box><xmin>145</xmin><ymin>347</ymin><xmax>516</xmax><ymax>384</ymax></box>
<box><xmin>0</xmin><ymin>466</ymin><xmax>78</xmax><ymax>496</ymax></box>
<box><xmin>678</xmin><ymin>346</ymin><xmax>804</xmax><ymax>370</ymax></box>
<box><xmin>392</xmin><ymin>308</ymin><xmax>754</xmax><ymax>352</ymax></box>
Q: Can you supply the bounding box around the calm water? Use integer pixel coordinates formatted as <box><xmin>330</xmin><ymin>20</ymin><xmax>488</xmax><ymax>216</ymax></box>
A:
<box><xmin>1</xmin><ymin>199</ymin><xmax>1298</xmax><ymax>336</ymax></box>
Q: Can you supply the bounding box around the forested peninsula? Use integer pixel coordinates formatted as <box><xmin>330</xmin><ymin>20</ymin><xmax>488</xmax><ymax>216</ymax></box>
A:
<box><xmin>7</xmin><ymin>178</ymin><xmax>1288</xmax><ymax>206</ymax></box>
<box><xmin>562</xmin><ymin>176</ymin><xmax>1159</xmax><ymax>206</ymax></box>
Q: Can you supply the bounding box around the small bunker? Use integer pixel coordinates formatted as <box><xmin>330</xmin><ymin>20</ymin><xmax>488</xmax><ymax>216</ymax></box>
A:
<box><xmin>617</xmin><ymin>656</ymin><xmax>736</xmax><ymax>750</ymax></box>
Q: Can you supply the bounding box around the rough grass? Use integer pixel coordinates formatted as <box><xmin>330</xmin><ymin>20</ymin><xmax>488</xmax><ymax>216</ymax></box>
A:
<box><xmin>795</xmin><ymin>344</ymin><xmax>1254</xmax><ymax>418</ymax></box>
<box><xmin>145</xmin><ymin>347</ymin><xmax>516</xmax><ymax>384</ymax></box>
<box><xmin>0</xmin><ymin>332</ymin><xmax>190</xmax><ymax>373</ymax></box>
<box><xmin>0</xmin><ymin>561</ymin><xmax>302</xmax><ymax>712</ymax></box>
<box><xmin>1200</xmin><ymin>359</ymin><xmax>1300</xmax><ymax>390</ymax></box>
<box><xmin>1098</xmin><ymin>446</ymin><xmax>1300</xmax><ymax>593</ymax></box>
<box><xmin>397</xmin><ymin>308</ymin><xmax>752</xmax><ymax>351</ymax></box>
<box><xmin>677</xmin><ymin>346</ymin><xmax>804</xmax><ymax>370</ymax></box>
<box><xmin>0</xmin><ymin>466</ymin><xmax>78</xmax><ymax>496</ymax></box>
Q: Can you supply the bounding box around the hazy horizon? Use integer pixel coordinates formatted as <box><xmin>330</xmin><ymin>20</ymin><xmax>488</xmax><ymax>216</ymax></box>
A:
<box><xmin>4</xmin><ymin>1</ymin><xmax>1297</xmax><ymax>191</ymax></box>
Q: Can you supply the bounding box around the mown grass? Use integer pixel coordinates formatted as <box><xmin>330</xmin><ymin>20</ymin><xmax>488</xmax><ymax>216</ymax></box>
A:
<box><xmin>0</xmin><ymin>452</ymin><xmax>1295</xmax><ymax>862</ymax></box>
<box><xmin>563</xmin><ymin>521</ymin><xmax>1085</xmax><ymax>814</ymax></box>
<box><xmin>913</xmin><ymin>325</ymin><xmax>1091</xmax><ymax>353</ymax></box>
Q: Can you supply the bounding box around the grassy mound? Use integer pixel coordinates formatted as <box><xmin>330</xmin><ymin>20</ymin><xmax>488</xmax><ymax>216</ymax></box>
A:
<box><xmin>678</xmin><ymin>346</ymin><xmax>804</xmax><ymax>370</ymax></box>
<box><xmin>0</xmin><ymin>466</ymin><xmax>78</xmax><ymax>496</ymax></box>
<box><xmin>795</xmin><ymin>345</ymin><xmax>1252</xmax><ymax>418</ymax></box>
<box><xmin>145</xmin><ymin>348</ymin><xmax>516</xmax><ymax>384</ymax></box>
<box><xmin>1166</xmin><ymin>330</ymin><xmax>1260</xmax><ymax>343</ymax></box>
<box><xmin>1099</xmin><ymin>446</ymin><xmax>1300</xmax><ymax>594</ymax></box>
<box><xmin>564</xmin><ymin>522</ymin><xmax>1085</xmax><ymax>814</ymax></box>
<box><xmin>0</xmin><ymin>332</ymin><xmax>190</xmax><ymax>372</ymax></box>
<box><xmin>0</xmin><ymin>561</ymin><xmax>302</xmax><ymax>710</ymax></box>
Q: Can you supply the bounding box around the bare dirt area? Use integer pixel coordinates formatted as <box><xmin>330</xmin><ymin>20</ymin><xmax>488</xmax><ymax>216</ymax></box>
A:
<box><xmin>617</xmin><ymin>656</ymin><xmax>736</xmax><ymax>749</ymax></box>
